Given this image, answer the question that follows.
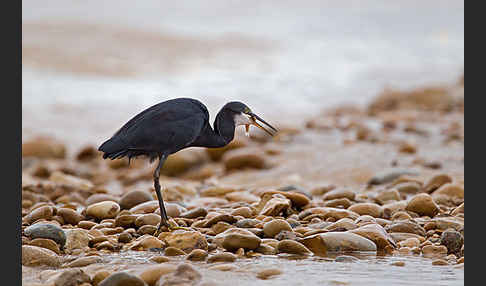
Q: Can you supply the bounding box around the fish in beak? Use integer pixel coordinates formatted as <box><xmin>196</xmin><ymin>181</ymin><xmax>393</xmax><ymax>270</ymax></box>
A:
<box><xmin>248</xmin><ymin>112</ymin><xmax>278</xmax><ymax>136</ymax></box>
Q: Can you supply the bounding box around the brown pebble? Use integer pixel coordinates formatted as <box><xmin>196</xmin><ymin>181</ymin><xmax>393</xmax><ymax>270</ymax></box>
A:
<box><xmin>256</xmin><ymin>268</ymin><xmax>282</xmax><ymax>280</ymax></box>
<box><xmin>207</xmin><ymin>252</ymin><xmax>237</xmax><ymax>263</ymax></box>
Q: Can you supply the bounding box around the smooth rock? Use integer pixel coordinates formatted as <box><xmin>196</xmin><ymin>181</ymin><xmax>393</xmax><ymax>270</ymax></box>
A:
<box><xmin>207</xmin><ymin>252</ymin><xmax>237</xmax><ymax>263</ymax></box>
<box><xmin>129</xmin><ymin>236</ymin><xmax>164</xmax><ymax>251</ymax></box>
<box><xmin>57</xmin><ymin>208</ymin><xmax>84</xmax><ymax>225</ymax></box>
<box><xmin>24</xmin><ymin>223</ymin><xmax>66</xmax><ymax>247</ymax></box>
<box><xmin>301</xmin><ymin>232</ymin><xmax>377</xmax><ymax>255</ymax></box>
<box><xmin>222</xmin><ymin>232</ymin><xmax>261</xmax><ymax>251</ymax></box>
<box><xmin>64</xmin><ymin>229</ymin><xmax>90</xmax><ymax>252</ymax></box>
<box><xmin>385</xmin><ymin>221</ymin><xmax>426</xmax><ymax>236</ymax></box>
<box><xmin>48</xmin><ymin>269</ymin><xmax>90</xmax><ymax>286</ymax></box>
<box><xmin>405</xmin><ymin>194</ymin><xmax>439</xmax><ymax>217</ymax></box>
<box><xmin>86</xmin><ymin>201</ymin><xmax>120</xmax><ymax>220</ymax></box>
<box><xmin>368</xmin><ymin>169</ymin><xmax>418</xmax><ymax>185</ymax></box>
<box><xmin>158</xmin><ymin>263</ymin><xmax>202</xmax><ymax>286</ymax></box>
<box><xmin>49</xmin><ymin>171</ymin><xmax>93</xmax><ymax>191</ymax></box>
<box><xmin>335</xmin><ymin>255</ymin><xmax>359</xmax><ymax>263</ymax></box>
<box><xmin>204</xmin><ymin>214</ymin><xmax>237</xmax><ymax>227</ymax></box>
<box><xmin>86</xmin><ymin>194</ymin><xmax>119</xmax><ymax>206</ymax></box>
<box><xmin>348</xmin><ymin>203</ymin><xmax>383</xmax><ymax>218</ymax></box>
<box><xmin>256</xmin><ymin>268</ymin><xmax>282</xmax><ymax>280</ymax></box>
<box><xmin>230</xmin><ymin>207</ymin><xmax>253</xmax><ymax>218</ymax></box>
<box><xmin>30</xmin><ymin>238</ymin><xmax>61</xmax><ymax>254</ymax></box>
<box><xmin>99</xmin><ymin>272</ymin><xmax>147</xmax><ymax>286</ymax></box>
<box><xmin>164</xmin><ymin>247</ymin><xmax>186</xmax><ymax>256</ymax></box>
<box><xmin>64</xmin><ymin>256</ymin><xmax>102</xmax><ymax>268</ymax></box>
<box><xmin>223</xmin><ymin>149</ymin><xmax>266</xmax><ymax>170</ymax></box>
<box><xmin>323</xmin><ymin>189</ymin><xmax>356</xmax><ymax>201</ymax></box>
<box><xmin>119</xmin><ymin>190</ymin><xmax>153</xmax><ymax>210</ymax></box>
<box><xmin>139</xmin><ymin>265</ymin><xmax>177</xmax><ymax>286</ymax></box>
<box><xmin>25</xmin><ymin>206</ymin><xmax>54</xmax><ymax>224</ymax></box>
<box><xmin>440</xmin><ymin>229</ymin><xmax>464</xmax><ymax>254</ymax></box>
<box><xmin>22</xmin><ymin>245</ymin><xmax>61</xmax><ymax>267</ymax></box>
<box><xmin>349</xmin><ymin>223</ymin><xmax>396</xmax><ymax>250</ymax></box>
<box><xmin>162</xmin><ymin>230</ymin><xmax>208</xmax><ymax>253</ymax></box>
<box><xmin>135</xmin><ymin>214</ymin><xmax>161</xmax><ymax>228</ymax></box>
<box><xmin>263</xmin><ymin>219</ymin><xmax>293</xmax><ymax>238</ymax></box>
<box><xmin>186</xmin><ymin>249</ymin><xmax>208</xmax><ymax>261</ymax></box>
<box><xmin>277</xmin><ymin>240</ymin><xmax>312</xmax><ymax>255</ymax></box>
<box><xmin>422</xmin><ymin>245</ymin><xmax>448</xmax><ymax>258</ymax></box>
<box><xmin>424</xmin><ymin>174</ymin><xmax>453</xmax><ymax>193</ymax></box>
<box><xmin>22</xmin><ymin>136</ymin><xmax>66</xmax><ymax>159</ymax></box>
<box><xmin>180</xmin><ymin>207</ymin><xmax>207</xmax><ymax>219</ymax></box>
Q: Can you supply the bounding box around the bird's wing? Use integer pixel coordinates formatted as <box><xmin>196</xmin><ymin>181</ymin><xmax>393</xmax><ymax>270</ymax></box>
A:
<box><xmin>116</xmin><ymin>101</ymin><xmax>207</xmax><ymax>154</ymax></box>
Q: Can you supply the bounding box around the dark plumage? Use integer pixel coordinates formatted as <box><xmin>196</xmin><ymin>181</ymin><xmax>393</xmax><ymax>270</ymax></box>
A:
<box><xmin>98</xmin><ymin>97</ymin><xmax>277</xmax><ymax>232</ymax></box>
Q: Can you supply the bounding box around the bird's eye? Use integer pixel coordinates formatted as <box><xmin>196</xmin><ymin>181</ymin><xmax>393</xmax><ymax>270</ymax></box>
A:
<box><xmin>244</xmin><ymin>107</ymin><xmax>251</xmax><ymax>114</ymax></box>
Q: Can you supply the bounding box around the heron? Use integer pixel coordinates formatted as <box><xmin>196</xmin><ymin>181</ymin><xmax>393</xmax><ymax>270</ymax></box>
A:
<box><xmin>98</xmin><ymin>98</ymin><xmax>277</xmax><ymax>234</ymax></box>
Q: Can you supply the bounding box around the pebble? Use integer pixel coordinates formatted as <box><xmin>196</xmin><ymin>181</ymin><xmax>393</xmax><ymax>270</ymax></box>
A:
<box><xmin>30</xmin><ymin>238</ymin><xmax>61</xmax><ymax>254</ymax></box>
<box><xmin>385</xmin><ymin>221</ymin><xmax>426</xmax><ymax>237</ymax></box>
<box><xmin>208</xmin><ymin>264</ymin><xmax>237</xmax><ymax>271</ymax></box>
<box><xmin>159</xmin><ymin>263</ymin><xmax>202</xmax><ymax>286</ymax></box>
<box><xmin>98</xmin><ymin>272</ymin><xmax>147</xmax><ymax>286</ymax></box>
<box><xmin>432</xmin><ymin>259</ymin><xmax>449</xmax><ymax>266</ymax></box>
<box><xmin>323</xmin><ymin>189</ymin><xmax>356</xmax><ymax>201</ymax></box>
<box><xmin>405</xmin><ymin>193</ymin><xmax>440</xmax><ymax>217</ymax></box>
<box><xmin>368</xmin><ymin>169</ymin><xmax>418</xmax><ymax>185</ymax></box>
<box><xmin>24</xmin><ymin>223</ymin><xmax>66</xmax><ymax>247</ymax></box>
<box><xmin>207</xmin><ymin>252</ymin><xmax>237</xmax><ymax>263</ymax></box>
<box><xmin>223</xmin><ymin>149</ymin><xmax>266</xmax><ymax>170</ymax></box>
<box><xmin>164</xmin><ymin>247</ymin><xmax>186</xmax><ymax>256</ymax></box>
<box><xmin>135</xmin><ymin>213</ymin><xmax>161</xmax><ymax>228</ymax></box>
<box><xmin>86</xmin><ymin>201</ymin><xmax>121</xmax><ymax>220</ymax></box>
<box><xmin>230</xmin><ymin>207</ymin><xmax>253</xmax><ymax>218</ymax></box>
<box><xmin>139</xmin><ymin>264</ymin><xmax>177</xmax><ymax>286</ymax></box>
<box><xmin>162</xmin><ymin>230</ymin><xmax>208</xmax><ymax>253</ymax></box>
<box><xmin>130</xmin><ymin>201</ymin><xmax>160</xmax><ymax>214</ymax></box>
<box><xmin>21</xmin><ymin>245</ymin><xmax>61</xmax><ymax>267</ymax></box>
<box><xmin>277</xmin><ymin>239</ymin><xmax>312</xmax><ymax>255</ymax></box>
<box><xmin>57</xmin><ymin>208</ymin><xmax>84</xmax><ymax>225</ymax></box>
<box><xmin>204</xmin><ymin>214</ymin><xmax>237</xmax><ymax>227</ymax></box>
<box><xmin>186</xmin><ymin>249</ymin><xmax>208</xmax><ymax>261</ymax></box>
<box><xmin>22</xmin><ymin>136</ymin><xmax>66</xmax><ymax>158</ymax></box>
<box><xmin>256</xmin><ymin>268</ymin><xmax>282</xmax><ymax>280</ymax></box>
<box><xmin>263</xmin><ymin>219</ymin><xmax>293</xmax><ymax>238</ymax></box>
<box><xmin>259</xmin><ymin>195</ymin><xmax>291</xmax><ymax>216</ymax></box>
<box><xmin>47</xmin><ymin>269</ymin><xmax>91</xmax><ymax>286</ymax></box>
<box><xmin>391</xmin><ymin>261</ymin><xmax>405</xmax><ymax>266</ymax></box>
<box><xmin>92</xmin><ymin>270</ymin><xmax>111</xmax><ymax>286</ymax></box>
<box><xmin>129</xmin><ymin>236</ymin><xmax>164</xmax><ymax>251</ymax></box>
<box><xmin>348</xmin><ymin>223</ymin><xmax>397</xmax><ymax>250</ymax></box>
<box><xmin>440</xmin><ymin>229</ymin><xmax>464</xmax><ymax>254</ymax></box>
<box><xmin>301</xmin><ymin>232</ymin><xmax>377</xmax><ymax>256</ymax></box>
<box><xmin>119</xmin><ymin>190</ymin><xmax>153</xmax><ymax>210</ymax></box>
<box><xmin>424</xmin><ymin>174</ymin><xmax>453</xmax><ymax>193</ymax></box>
<box><xmin>323</xmin><ymin>198</ymin><xmax>352</xmax><ymax>208</ymax></box>
<box><xmin>64</xmin><ymin>229</ymin><xmax>90</xmax><ymax>253</ymax></box>
<box><xmin>25</xmin><ymin>206</ymin><xmax>54</xmax><ymax>224</ymax></box>
<box><xmin>180</xmin><ymin>207</ymin><xmax>208</xmax><ymax>219</ymax></box>
<box><xmin>49</xmin><ymin>171</ymin><xmax>94</xmax><ymax>191</ymax></box>
<box><xmin>150</xmin><ymin>256</ymin><xmax>170</xmax><ymax>263</ymax></box>
<box><xmin>221</xmin><ymin>230</ymin><xmax>262</xmax><ymax>251</ymax></box>
<box><xmin>422</xmin><ymin>245</ymin><xmax>448</xmax><ymax>258</ymax></box>
<box><xmin>64</xmin><ymin>256</ymin><xmax>102</xmax><ymax>267</ymax></box>
<box><xmin>236</xmin><ymin>218</ymin><xmax>260</xmax><ymax>228</ymax></box>
<box><xmin>325</xmin><ymin>218</ymin><xmax>357</xmax><ymax>231</ymax></box>
<box><xmin>348</xmin><ymin>203</ymin><xmax>383</xmax><ymax>218</ymax></box>
<box><xmin>86</xmin><ymin>194</ymin><xmax>119</xmax><ymax>206</ymax></box>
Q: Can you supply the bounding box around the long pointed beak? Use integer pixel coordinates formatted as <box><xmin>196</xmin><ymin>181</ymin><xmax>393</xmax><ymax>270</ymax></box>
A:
<box><xmin>248</xmin><ymin>112</ymin><xmax>278</xmax><ymax>136</ymax></box>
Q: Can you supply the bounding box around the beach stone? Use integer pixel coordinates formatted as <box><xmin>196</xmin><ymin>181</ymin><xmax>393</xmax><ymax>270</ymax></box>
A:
<box><xmin>259</xmin><ymin>195</ymin><xmax>291</xmax><ymax>216</ymax></box>
<box><xmin>424</xmin><ymin>174</ymin><xmax>453</xmax><ymax>193</ymax></box>
<box><xmin>135</xmin><ymin>214</ymin><xmax>161</xmax><ymax>228</ymax></box>
<box><xmin>277</xmin><ymin>239</ymin><xmax>312</xmax><ymax>255</ymax></box>
<box><xmin>22</xmin><ymin>136</ymin><xmax>66</xmax><ymax>159</ymax></box>
<box><xmin>57</xmin><ymin>208</ymin><xmax>84</xmax><ymax>225</ymax></box>
<box><xmin>204</xmin><ymin>214</ymin><xmax>237</xmax><ymax>227</ymax></box>
<box><xmin>206</xmin><ymin>139</ymin><xmax>247</xmax><ymax>161</ymax></box>
<box><xmin>349</xmin><ymin>223</ymin><xmax>396</xmax><ymax>250</ymax></box>
<box><xmin>24</xmin><ymin>223</ymin><xmax>66</xmax><ymax>247</ymax></box>
<box><xmin>221</xmin><ymin>231</ymin><xmax>262</xmax><ymax>251</ymax></box>
<box><xmin>323</xmin><ymin>189</ymin><xmax>355</xmax><ymax>201</ymax></box>
<box><xmin>64</xmin><ymin>256</ymin><xmax>102</xmax><ymax>268</ymax></box>
<box><xmin>368</xmin><ymin>169</ymin><xmax>418</xmax><ymax>185</ymax></box>
<box><xmin>348</xmin><ymin>203</ymin><xmax>383</xmax><ymax>218</ymax></box>
<box><xmin>325</xmin><ymin>218</ymin><xmax>357</xmax><ymax>231</ymax></box>
<box><xmin>30</xmin><ymin>238</ymin><xmax>61</xmax><ymax>254</ymax></box>
<box><xmin>391</xmin><ymin>261</ymin><xmax>405</xmax><ymax>266</ymax></box>
<box><xmin>440</xmin><ymin>229</ymin><xmax>464</xmax><ymax>254</ymax></box>
<box><xmin>130</xmin><ymin>236</ymin><xmax>164</xmax><ymax>251</ymax></box>
<box><xmin>398</xmin><ymin>238</ymin><xmax>421</xmax><ymax>248</ymax></box>
<box><xmin>390</xmin><ymin>211</ymin><xmax>413</xmax><ymax>221</ymax></box>
<box><xmin>389</xmin><ymin>233</ymin><xmax>425</xmax><ymax>243</ymax></box>
<box><xmin>180</xmin><ymin>207</ymin><xmax>207</xmax><ymax>219</ymax></box>
<box><xmin>200</xmin><ymin>186</ymin><xmax>236</xmax><ymax>197</ymax></box>
<box><xmin>385</xmin><ymin>221</ymin><xmax>426</xmax><ymax>236</ymax></box>
<box><xmin>299</xmin><ymin>207</ymin><xmax>360</xmax><ymax>221</ymax></box>
<box><xmin>186</xmin><ymin>249</ymin><xmax>208</xmax><ymax>261</ymax></box>
<box><xmin>99</xmin><ymin>272</ymin><xmax>147</xmax><ymax>286</ymax></box>
<box><xmin>301</xmin><ymin>232</ymin><xmax>377</xmax><ymax>255</ymax></box>
<box><xmin>382</xmin><ymin>201</ymin><xmax>407</xmax><ymax>218</ymax></box>
<box><xmin>323</xmin><ymin>198</ymin><xmax>352</xmax><ymax>208</ymax></box>
<box><xmin>25</xmin><ymin>206</ymin><xmax>54</xmax><ymax>224</ymax></box>
<box><xmin>256</xmin><ymin>244</ymin><xmax>277</xmax><ymax>255</ymax></box>
<box><xmin>263</xmin><ymin>219</ymin><xmax>293</xmax><ymax>238</ymax></box>
<box><xmin>115</xmin><ymin>215</ymin><xmax>138</xmax><ymax>228</ymax></box>
<box><xmin>422</xmin><ymin>245</ymin><xmax>448</xmax><ymax>258</ymax></box>
<box><xmin>256</xmin><ymin>268</ymin><xmax>282</xmax><ymax>280</ymax></box>
<box><xmin>405</xmin><ymin>194</ymin><xmax>439</xmax><ymax>217</ymax></box>
<box><xmin>260</xmin><ymin>190</ymin><xmax>310</xmax><ymax>208</ymax></box>
<box><xmin>92</xmin><ymin>270</ymin><xmax>111</xmax><ymax>286</ymax></box>
<box><xmin>162</xmin><ymin>230</ymin><xmax>208</xmax><ymax>253</ymax></box>
<box><xmin>207</xmin><ymin>252</ymin><xmax>237</xmax><ymax>263</ymax></box>
<box><xmin>49</xmin><ymin>171</ymin><xmax>94</xmax><ymax>191</ymax></box>
<box><xmin>158</xmin><ymin>263</ymin><xmax>202</xmax><ymax>286</ymax></box>
<box><xmin>208</xmin><ymin>264</ymin><xmax>236</xmax><ymax>271</ymax></box>
<box><xmin>432</xmin><ymin>183</ymin><xmax>464</xmax><ymax>204</ymax></box>
<box><xmin>226</xmin><ymin>191</ymin><xmax>260</xmax><ymax>203</ymax></box>
<box><xmin>139</xmin><ymin>265</ymin><xmax>177</xmax><ymax>286</ymax></box>
<box><xmin>375</xmin><ymin>189</ymin><xmax>401</xmax><ymax>204</ymax></box>
<box><xmin>431</xmin><ymin>217</ymin><xmax>464</xmax><ymax>232</ymax></box>
<box><xmin>86</xmin><ymin>201</ymin><xmax>120</xmax><ymax>220</ymax></box>
<box><xmin>235</xmin><ymin>219</ymin><xmax>260</xmax><ymax>229</ymax></box>
<box><xmin>432</xmin><ymin>259</ymin><xmax>448</xmax><ymax>266</ymax></box>
<box><xmin>130</xmin><ymin>201</ymin><xmax>159</xmax><ymax>214</ymax></box>
<box><xmin>22</xmin><ymin>245</ymin><xmax>61</xmax><ymax>267</ymax></box>
<box><xmin>119</xmin><ymin>190</ymin><xmax>153</xmax><ymax>209</ymax></box>
<box><xmin>86</xmin><ymin>194</ymin><xmax>119</xmax><ymax>206</ymax></box>
<box><xmin>394</xmin><ymin>182</ymin><xmax>422</xmax><ymax>195</ymax></box>
<box><xmin>64</xmin><ymin>229</ymin><xmax>90</xmax><ymax>252</ymax></box>
<box><xmin>150</xmin><ymin>256</ymin><xmax>170</xmax><ymax>263</ymax></box>
<box><xmin>335</xmin><ymin>255</ymin><xmax>359</xmax><ymax>263</ymax></box>
<box><xmin>47</xmin><ymin>269</ymin><xmax>90</xmax><ymax>286</ymax></box>
<box><xmin>223</xmin><ymin>149</ymin><xmax>266</xmax><ymax>170</ymax></box>
<box><xmin>164</xmin><ymin>247</ymin><xmax>185</xmax><ymax>256</ymax></box>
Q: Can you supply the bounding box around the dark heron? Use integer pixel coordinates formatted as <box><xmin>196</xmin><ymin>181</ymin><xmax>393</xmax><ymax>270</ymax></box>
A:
<box><xmin>98</xmin><ymin>98</ymin><xmax>277</xmax><ymax>233</ymax></box>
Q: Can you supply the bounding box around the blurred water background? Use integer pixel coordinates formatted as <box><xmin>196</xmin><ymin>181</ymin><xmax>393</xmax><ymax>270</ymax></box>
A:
<box><xmin>22</xmin><ymin>0</ymin><xmax>464</xmax><ymax>149</ymax></box>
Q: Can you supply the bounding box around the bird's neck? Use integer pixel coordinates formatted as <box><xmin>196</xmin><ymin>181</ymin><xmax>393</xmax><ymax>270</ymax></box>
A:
<box><xmin>212</xmin><ymin>109</ymin><xmax>235</xmax><ymax>146</ymax></box>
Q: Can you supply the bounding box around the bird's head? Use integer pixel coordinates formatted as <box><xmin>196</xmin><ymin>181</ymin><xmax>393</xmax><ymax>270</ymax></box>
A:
<box><xmin>223</xmin><ymin>101</ymin><xmax>278</xmax><ymax>137</ymax></box>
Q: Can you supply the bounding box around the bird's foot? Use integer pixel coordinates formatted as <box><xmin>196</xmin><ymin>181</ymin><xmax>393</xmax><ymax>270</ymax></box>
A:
<box><xmin>154</xmin><ymin>220</ymin><xmax>190</xmax><ymax>236</ymax></box>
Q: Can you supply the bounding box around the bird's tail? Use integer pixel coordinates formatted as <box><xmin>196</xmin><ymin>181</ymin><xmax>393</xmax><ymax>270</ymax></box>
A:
<box><xmin>98</xmin><ymin>138</ymin><xmax>128</xmax><ymax>160</ymax></box>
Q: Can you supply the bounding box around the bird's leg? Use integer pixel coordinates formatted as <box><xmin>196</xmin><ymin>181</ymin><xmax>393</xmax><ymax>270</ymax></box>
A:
<box><xmin>154</xmin><ymin>155</ymin><xmax>171</xmax><ymax>235</ymax></box>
